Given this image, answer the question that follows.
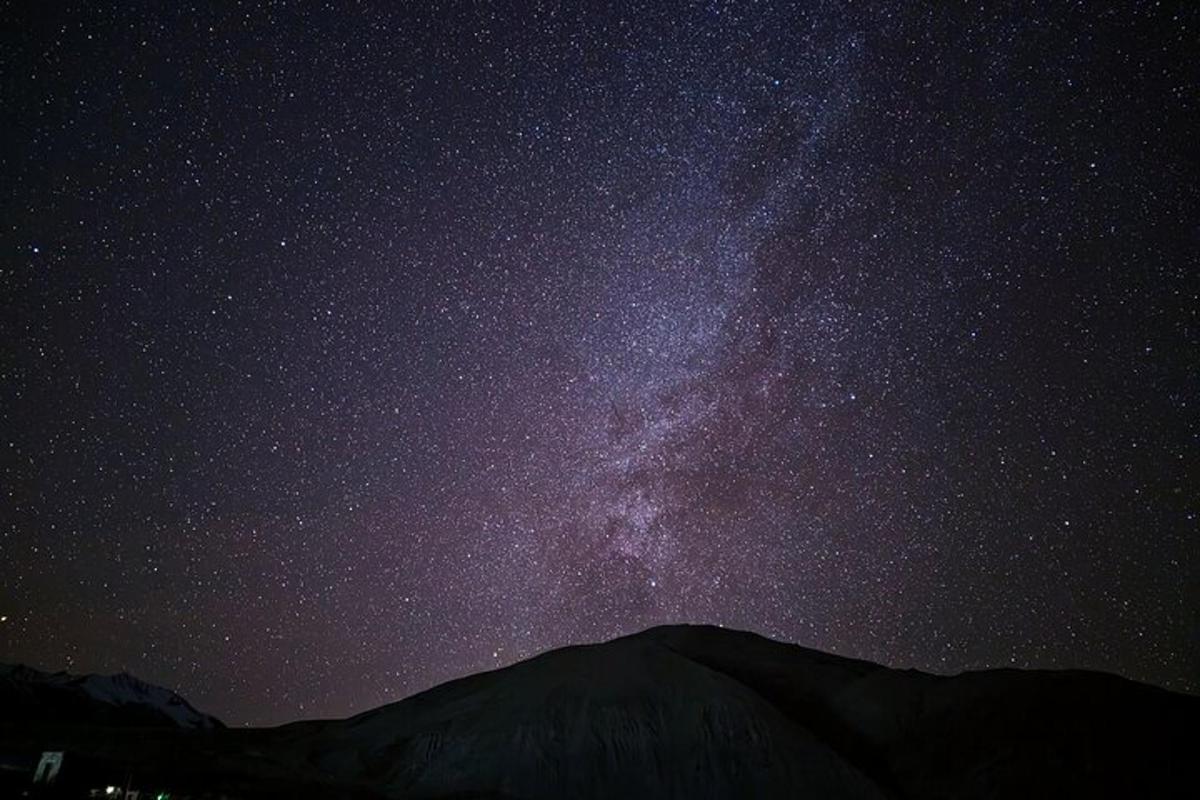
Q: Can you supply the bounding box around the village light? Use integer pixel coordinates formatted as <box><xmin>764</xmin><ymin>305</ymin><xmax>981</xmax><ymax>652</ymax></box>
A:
<box><xmin>105</xmin><ymin>788</ymin><xmax>116</xmax><ymax>795</ymax></box>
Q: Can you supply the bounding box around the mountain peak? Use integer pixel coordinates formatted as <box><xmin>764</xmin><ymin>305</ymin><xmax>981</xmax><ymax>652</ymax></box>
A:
<box><xmin>0</xmin><ymin>662</ymin><xmax>222</xmax><ymax>729</ymax></box>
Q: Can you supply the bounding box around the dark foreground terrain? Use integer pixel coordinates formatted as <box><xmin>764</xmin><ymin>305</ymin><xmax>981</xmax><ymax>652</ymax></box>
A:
<box><xmin>3</xmin><ymin>625</ymin><xmax>1197</xmax><ymax>798</ymax></box>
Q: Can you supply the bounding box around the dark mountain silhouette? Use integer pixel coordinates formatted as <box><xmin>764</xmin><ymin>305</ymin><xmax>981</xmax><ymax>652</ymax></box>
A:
<box><xmin>2</xmin><ymin>626</ymin><xmax>1196</xmax><ymax>798</ymax></box>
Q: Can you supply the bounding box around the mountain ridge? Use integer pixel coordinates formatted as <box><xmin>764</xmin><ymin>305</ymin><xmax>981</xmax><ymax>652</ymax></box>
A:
<box><xmin>259</xmin><ymin>624</ymin><xmax>1198</xmax><ymax>798</ymax></box>
<box><xmin>3</xmin><ymin>625</ymin><xmax>1197</xmax><ymax>798</ymax></box>
<box><xmin>0</xmin><ymin>661</ymin><xmax>223</xmax><ymax>730</ymax></box>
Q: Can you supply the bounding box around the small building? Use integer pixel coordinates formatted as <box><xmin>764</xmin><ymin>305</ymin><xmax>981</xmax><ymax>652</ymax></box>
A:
<box><xmin>9</xmin><ymin>748</ymin><xmax>166</xmax><ymax>799</ymax></box>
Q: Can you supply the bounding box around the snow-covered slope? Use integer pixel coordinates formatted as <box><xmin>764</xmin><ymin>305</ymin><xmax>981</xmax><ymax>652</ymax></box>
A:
<box><xmin>0</xmin><ymin>663</ymin><xmax>222</xmax><ymax>729</ymax></box>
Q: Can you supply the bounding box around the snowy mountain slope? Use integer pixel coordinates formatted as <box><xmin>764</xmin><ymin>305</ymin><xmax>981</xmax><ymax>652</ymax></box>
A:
<box><xmin>0</xmin><ymin>662</ymin><xmax>222</xmax><ymax>729</ymax></box>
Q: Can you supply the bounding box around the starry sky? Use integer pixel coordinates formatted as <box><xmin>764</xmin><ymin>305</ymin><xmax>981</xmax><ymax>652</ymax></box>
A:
<box><xmin>2</xmin><ymin>2</ymin><xmax>1197</xmax><ymax>726</ymax></box>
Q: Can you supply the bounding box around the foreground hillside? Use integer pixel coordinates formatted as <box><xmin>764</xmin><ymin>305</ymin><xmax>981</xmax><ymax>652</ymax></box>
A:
<box><xmin>3</xmin><ymin>625</ymin><xmax>1197</xmax><ymax>798</ymax></box>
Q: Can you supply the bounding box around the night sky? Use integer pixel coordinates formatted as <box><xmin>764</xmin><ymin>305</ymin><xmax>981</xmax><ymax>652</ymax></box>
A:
<box><xmin>2</xmin><ymin>3</ymin><xmax>1197</xmax><ymax>726</ymax></box>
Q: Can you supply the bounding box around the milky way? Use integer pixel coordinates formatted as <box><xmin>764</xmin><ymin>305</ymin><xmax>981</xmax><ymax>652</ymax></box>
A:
<box><xmin>2</xmin><ymin>3</ymin><xmax>1197</xmax><ymax>724</ymax></box>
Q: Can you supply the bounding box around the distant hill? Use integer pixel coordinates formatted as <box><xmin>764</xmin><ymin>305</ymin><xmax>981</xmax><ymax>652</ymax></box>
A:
<box><xmin>0</xmin><ymin>662</ymin><xmax>223</xmax><ymax>730</ymax></box>
<box><xmin>2</xmin><ymin>626</ymin><xmax>1197</xmax><ymax>798</ymax></box>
